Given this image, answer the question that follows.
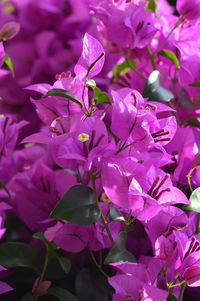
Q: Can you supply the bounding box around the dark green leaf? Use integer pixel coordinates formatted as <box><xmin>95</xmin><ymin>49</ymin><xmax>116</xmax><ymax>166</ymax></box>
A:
<box><xmin>50</xmin><ymin>185</ymin><xmax>100</xmax><ymax>225</ymax></box>
<box><xmin>0</xmin><ymin>242</ymin><xmax>38</xmax><ymax>271</ymax></box>
<box><xmin>86</xmin><ymin>80</ymin><xmax>110</xmax><ymax>105</ymax></box>
<box><xmin>57</xmin><ymin>256</ymin><xmax>71</xmax><ymax>274</ymax></box>
<box><xmin>178</xmin><ymin>88</ymin><xmax>193</xmax><ymax>108</ymax></box>
<box><xmin>183</xmin><ymin>187</ymin><xmax>200</xmax><ymax>213</ymax></box>
<box><xmin>48</xmin><ymin>287</ymin><xmax>78</xmax><ymax>301</ymax></box>
<box><xmin>188</xmin><ymin>117</ymin><xmax>200</xmax><ymax>128</ymax></box>
<box><xmin>76</xmin><ymin>268</ymin><xmax>113</xmax><ymax>301</ymax></box>
<box><xmin>33</xmin><ymin>232</ymin><xmax>71</xmax><ymax>273</ymax></box>
<box><xmin>33</xmin><ymin>232</ymin><xmax>58</xmax><ymax>251</ymax></box>
<box><xmin>104</xmin><ymin>232</ymin><xmax>136</xmax><ymax>264</ymax></box>
<box><xmin>45</xmin><ymin>258</ymin><xmax>69</xmax><ymax>280</ymax></box>
<box><xmin>145</xmin><ymin>0</ymin><xmax>157</xmax><ymax>12</ymax></box>
<box><xmin>167</xmin><ymin>293</ymin><xmax>179</xmax><ymax>301</ymax></box>
<box><xmin>189</xmin><ymin>80</ymin><xmax>200</xmax><ymax>87</ymax></box>
<box><xmin>4</xmin><ymin>54</ymin><xmax>15</xmax><ymax>76</ymax></box>
<box><xmin>143</xmin><ymin>70</ymin><xmax>174</xmax><ymax>102</ymax></box>
<box><xmin>109</xmin><ymin>207</ymin><xmax>125</xmax><ymax>222</ymax></box>
<box><xmin>45</xmin><ymin>89</ymin><xmax>82</xmax><ymax>108</ymax></box>
<box><xmin>158</xmin><ymin>49</ymin><xmax>180</xmax><ymax>69</ymax></box>
<box><xmin>0</xmin><ymin>180</ymin><xmax>11</xmax><ymax>198</ymax></box>
<box><xmin>21</xmin><ymin>293</ymin><xmax>33</xmax><ymax>301</ymax></box>
<box><xmin>124</xmin><ymin>223</ymin><xmax>134</xmax><ymax>233</ymax></box>
<box><xmin>32</xmin><ymin>231</ymin><xmax>44</xmax><ymax>241</ymax></box>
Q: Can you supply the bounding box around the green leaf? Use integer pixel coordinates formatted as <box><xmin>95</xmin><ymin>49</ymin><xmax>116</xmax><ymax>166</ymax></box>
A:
<box><xmin>48</xmin><ymin>287</ymin><xmax>78</xmax><ymax>301</ymax></box>
<box><xmin>158</xmin><ymin>49</ymin><xmax>180</xmax><ymax>69</ymax></box>
<box><xmin>112</xmin><ymin>60</ymin><xmax>136</xmax><ymax>78</ymax></box>
<box><xmin>188</xmin><ymin>117</ymin><xmax>200</xmax><ymax>128</ymax></box>
<box><xmin>145</xmin><ymin>0</ymin><xmax>157</xmax><ymax>12</ymax></box>
<box><xmin>189</xmin><ymin>80</ymin><xmax>200</xmax><ymax>87</ymax></box>
<box><xmin>167</xmin><ymin>293</ymin><xmax>179</xmax><ymax>301</ymax></box>
<box><xmin>57</xmin><ymin>256</ymin><xmax>71</xmax><ymax>274</ymax></box>
<box><xmin>45</xmin><ymin>89</ymin><xmax>82</xmax><ymax>108</ymax></box>
<box><xmin>109</xmin><ymin>207</ymin><xmax>125</xmax><ymax>222</ymax></box>
<box><xmin>184</xmin><ymin>187</ymin><xmax>200</xmax><ymax>213</ymax></box>
<box><xmin>143</xmin><ymin>70</ymin><xmax>174</xmax><ymax>102</ymax></box>
<box><xmin>86</xmin><ymin>80</ymin><xmax>110</xmax><ymax>105</ymax></box>
<box><xmin>96</xmin><ymin>91</ymin><xmax>110</xmax><ymax>104</ymax></box>
<box><xmin>86</xmin><ymin>79</ymin><xmax>96</xmax><ymax>87</ymax></box>
<box><xmin>104</xmin><ymin>232</ymin><xmax>136</xmax><ymax>264</ymax></box>
<box><xmin>4</xmin><ymin>54</ymin><xmax>14</xmax><ymax>76</ymax></box>
<box><xmin>50</xmin><ymin>185</ymin><xmax>100</xmax><ymax>225</ymax></box>
<box><xmin>0</xmin><ymin>242</ymin><xmax>38</xmax><ymax>271</ymax></box>
<box><xmin>112</xmin><ymin>61</ymin><xmax>130</xmax><ymax>77</ymax></box>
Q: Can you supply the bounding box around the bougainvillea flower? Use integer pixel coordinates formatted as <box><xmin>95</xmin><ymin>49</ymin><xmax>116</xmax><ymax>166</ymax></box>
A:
<box><xmin>0</xmin><ymin>115</ymin><xmax>28</xmax><ymax>158</ymax></box>
<box><xmin>108</xmin><ymin>262</ymin><xmax>168</xmax><ymax>301</ymax></box>
<box><xmin>177</xmin><ymin>0</ymin><xmax>200</xmax><ymax>21</ymax></box>
<box><xmin>146</xmin><ymin>206</ymin><xmax>189</xmax><ymax>247</ymax></box>
<box><xmin>54</xmin><ymin>116</ymin><xmax>109</xmax><ymax>170</ymax></box>
<box><xmin>92</xmin><ymin>1</ymin><xmax>157</xmax><ymax>50</ymax></box>
<box><xmin>45</xmin><ymin>221</ymin><xmax>90</xmax><ymax>253</ymax></box>
<box><xmin>10</xmin><ymin>163</ymin><xmax>77</xmax><ymax>230</ymax></box>
<box><xmin>155</xmin><ymin>231</ymin><xmax>200</xmax><ymax>285</ymax></box>
<box><xmin>74</xmin><ymin>33</ymin><xmax>105</xmax><ymax>79</ymax></box>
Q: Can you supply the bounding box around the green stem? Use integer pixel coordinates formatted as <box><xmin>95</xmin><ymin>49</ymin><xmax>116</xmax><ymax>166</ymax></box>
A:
<box><xmin>89</xmin><ymin>250</ymin><xmax>109</xmax><ymax>278</ymax></box>
<box><xmin>32</xmin><ymin>250</ymin><xmax>49</xmax><ymax>301</ymax></box>
<box><xmin>178</xmin><ymin>282</ymin><xmax>186</xmax><ymax>301</ymax></box>
<box><xmin>81</xmin><ymin>77</ymin><xmax>90</xmax><ymax>116</ymax></box>
<box><xmin>130</xmin><ymin>65</ymin><xmax>147</xmax><ymax>80</ymax></box>
<box><xmin>90</xmin><ymin>173</ymin><xmax>115</xmax><ymax>247</ymax></box>
<box><xmin>168</xmin><ymin>280</ymin><xmax>186</xmax><ymax>289</ymax></box>
<box><xmin>195</xmin><ymin>213</ymin><xmax>200</xmax><ymax>234</ymax></box>
<box><xmin>100</xmin><ymin>212</ymin><xmax>115</xmax><ymax>246</ymax></box>
<box><xmin>153</xmin><ymin>18</ymin><xmax>183</xmax><ymax>56</ymax></box>
<box><xmin>146</xmin><ymin>46</ymin><xmax>157</xmax><ymax>70</ymax></box>
<box><xmin>186</xmin><ymin>167</ymin><xmax>195</xmax><ymax>193</ymax></box>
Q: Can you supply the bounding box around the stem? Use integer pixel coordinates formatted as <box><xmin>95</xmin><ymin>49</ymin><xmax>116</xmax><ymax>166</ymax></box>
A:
<box><xmin>195</xmin><ymin>213</ymin><xmax>200</xmax><ymax>234</ymax></box>
<box><xmin>40</xmin><ymin>251</ymin><xmax>49</xmax><ymax>280</ymax></box>
<box><xmin>32</xmin><ymin>249</ymin><xmax>49</xmax><ymax>301</ymax></box>
<box><xmin>178</xmin><ymin>282</ymin><xmax>186</xmax><ymax>301</ymax></box>
<box><xmin>187</xmin><ymin>167</ymin><xmax>195</xmax><ymax>193</ymax></box>
<box><xmin>146</xmin><ymin>46</ymin><xmax>157</xmax><ymax>70</ymax></box>
<box><xmin>98</xmin><ymin>104</ymin><xmax>111</xmax><ymax>118</ymax></box>
<box><xmin>89</xmin><ymin>250</ymin><xmax>109</xmax><ymax>278</ymax></box>
<box><xmin>100</xmin><ymin>212</ymin><xmax>115</xmax><ymax>246</ymax></box>
<box><xmin>81</xmin><ymin>78</ymin><xmax>90</xmax><ymax>116</ymax></box>
<box><xmin>82</xmin><ymin>52</ymin><xmax>105</xmax><ymax>116</ymax></box>
<box><xmin>90</xmin><ymin>173</ymin><xmax>115</xmax><ymax>247</ymax></box>
<box><xmin>168</xmin><ymin>280</ymin><xmax>186</xmax><ymax>289</ymax></box>
<box><xmin>130</xmin><ymin>66</ymin><xmax>147</xmax><ymax>80</ymax></box>
<box><xmin>153</xmin><ymin>18</ymin><xmax>183</xmax><ymax>55</ymax></box>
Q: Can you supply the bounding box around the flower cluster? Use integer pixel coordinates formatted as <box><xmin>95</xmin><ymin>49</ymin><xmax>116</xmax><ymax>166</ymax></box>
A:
<box><xmin>0</xmin><ymin>0</ymin><xmax>200</xmax><ymax>300</ymax></box>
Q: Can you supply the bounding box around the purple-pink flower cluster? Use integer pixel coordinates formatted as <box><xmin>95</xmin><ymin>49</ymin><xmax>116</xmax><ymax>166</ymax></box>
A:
<box><xmin>0</xmin><ymin>0</ymin><xmax>200</xmax><ymax>300</ymax></box>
